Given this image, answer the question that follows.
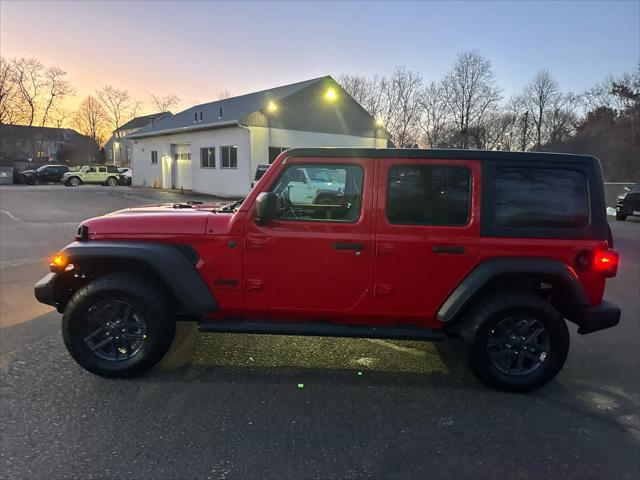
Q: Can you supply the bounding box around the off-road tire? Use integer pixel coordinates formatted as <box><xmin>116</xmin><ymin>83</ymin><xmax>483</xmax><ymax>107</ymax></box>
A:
<box><xmin>67</xmin><ymin>176</ymin><xmax>81</xmax><ymax>187</ymax></box>
<box><xmin>460</xmin><ymin>290</ymin><xmax>569</xmax><ymax>393</ymax></box>
<box><xmin>616</xmin><ymin>212</ymin><xmax>627</xmax><ymax>221</ymax></box>
<box><xmin>62</xmin><ymin>273</ymin><xmax>176</xmax><ymax>378</ymax></box>
<box><xmin>106</xmin><ymin>176</ymin><xmax>118</xmax><ymax>187</ymax></box>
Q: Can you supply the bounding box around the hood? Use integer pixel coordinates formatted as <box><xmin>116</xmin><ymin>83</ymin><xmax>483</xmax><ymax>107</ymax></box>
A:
<box><xmin>21</xmin><ymin>170</ymin><xmax>36</xmax><ymax>175</ymax></box>
<box><xmin>81</xmin><ymin>202</ymin><xmax>237</xmax><ymax>237</ymax></box>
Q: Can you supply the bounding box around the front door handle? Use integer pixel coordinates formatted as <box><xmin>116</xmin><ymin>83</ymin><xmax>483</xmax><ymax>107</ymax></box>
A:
<box><xmin>333</xmin><ymin>242</ymin><xmax>364</xmax><ymax>251</ymax></box>
<box><xmin>432</xmin><ymin>245</ymin><xmax>465</xmax><ymax>254</ymax></box>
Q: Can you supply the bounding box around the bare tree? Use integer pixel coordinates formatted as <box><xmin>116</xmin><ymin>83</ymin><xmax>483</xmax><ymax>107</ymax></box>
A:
<box><xmin>339</xmin><ymin>74</ymin><xmax>393</xmax><ymax>125</ymax></box>
<box><xmin>150</xmin><ymin>92</ymin><xmax>180</xmax><ymax>113</ymax></box>
<box><xmin>0</xmin><ymin>56</ymin><xmax>19</xmax><ymax>124</ymax></box>
<box><xmin>443</xmin><ymin>50</ymin><xmax>502</xmax><ymax>148</ymax></box>
<box><xmin>49</xmin><ymin>106</ymin><xmax>72</xmax><ymax>128</ymax></box>
<box><xmin>522</xmin><ymin>70</ymin><xmax>560</xmax><ymax>149</ymax></box>
<box><xmin>545</xmin><ymin>92</ymin><xmax>579</xmax><ymax>145</ymax></box>
<box><xmin>73</xmin><ymin>95</ymin><xmax>108</xmax><ymax>147</ymax></box>
<box><xmin>97</xmin><ymin>85</ymin><xmax>134</xmax><ymax>131</ymax></box>
<box><xmin>217</xmin><ymin>89</ymin><xmax>232</xmax><ymax>100</ymax></box>
<box><xmin>10</xmin><ymin>57</ymin><xmax>46</xmax><ymax>126</ymax></box>
<box><xmin>386</xmin><ymin>66</ymin><xmax>423</xmax><ymax>147</ymax></box>
<box><xmin>41</xmin><ymin>67</ymin><xmax>74</xmax><ymax>126</ymax></box>
<box><xmin>418</xmin><ymin>80</ymin><xmax>450</xmax><ymax>147</ymax></box>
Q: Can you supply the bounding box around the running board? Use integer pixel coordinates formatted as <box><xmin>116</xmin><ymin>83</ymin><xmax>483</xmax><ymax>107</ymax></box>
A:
<box><xmin>197</xmin><ymin>320</ymin><xmax>446</xmax><ymax>341</ymax></box>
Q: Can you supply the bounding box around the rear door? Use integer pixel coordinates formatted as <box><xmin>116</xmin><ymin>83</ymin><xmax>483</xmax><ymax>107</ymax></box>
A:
<box><xmin>373</xmin><ymin>158</ymin><xmax>481</xmax><ymax>319</ymax></box>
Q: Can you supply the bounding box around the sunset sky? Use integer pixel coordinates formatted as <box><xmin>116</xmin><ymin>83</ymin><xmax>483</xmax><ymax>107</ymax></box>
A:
<box><xmin>1</xmin><ymin>0</ymin><xmax>638</xmax><ymax>115</ymax></box>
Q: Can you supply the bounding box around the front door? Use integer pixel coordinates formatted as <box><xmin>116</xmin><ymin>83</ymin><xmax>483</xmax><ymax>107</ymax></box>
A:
<box><xmin>243</xmin><ymin>158</ymin><xmax>374</xmax><ymax>313</ymax></box>
<box><xmin>373</xmin><ymin>158</ymin><xmax>481</xmax><ymax>320</ymax></box>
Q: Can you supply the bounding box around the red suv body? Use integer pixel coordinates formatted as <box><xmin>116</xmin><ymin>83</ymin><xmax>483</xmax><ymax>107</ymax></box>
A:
<box><xmin>35</xmin><ymin>148</ymin><xmax>621</xmax><ymax>391</ymax></box>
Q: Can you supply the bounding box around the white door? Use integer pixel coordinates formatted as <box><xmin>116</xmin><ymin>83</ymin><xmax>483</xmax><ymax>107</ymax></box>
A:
<box><xmin>173</xmin><ymin>145</ymin><xmax>192</xmax><ymax>190</ymax></box>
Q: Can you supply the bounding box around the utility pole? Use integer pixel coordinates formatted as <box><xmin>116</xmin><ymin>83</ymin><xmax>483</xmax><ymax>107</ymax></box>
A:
<box><xmin>521</xmin><ymin>111</ymin><xmax>529</xmax><ymax>151</ymax></box>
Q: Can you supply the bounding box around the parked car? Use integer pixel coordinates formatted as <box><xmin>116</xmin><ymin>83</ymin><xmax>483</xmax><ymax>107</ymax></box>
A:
<box><xmin>62</xmin><ymin>165</ymin><xmax>120</xmax><ymax>187</ymax></box>
<box><xmin>35</xmin><ymin>148</ymin><xmax>620</xmax><ymax>392</ymax></box>
<box><xmin>118</xmin><ymin>168</ymin><xmax>132</xmax><ymax>186</ymax></box>
<box><xmin>20</xmin><ymin>164</ymin><xmax>69</xmax><ymax>185</ymax></box>
<box><xmin>615</xmin><ymin>181</ymin><xmax>640</xmax><ymax>221</ymax></box>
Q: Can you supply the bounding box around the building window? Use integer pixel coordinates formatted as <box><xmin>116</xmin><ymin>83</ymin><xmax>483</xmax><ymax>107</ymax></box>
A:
<box><xmin>174</xmin><ymin>153</ymin><xmax>191</xmax><ymax>161</ymax></box>
<box><xmin>151</xmin><ymin>151</ymin><xmax>158</xmax><ymax>164</ymax></box>
<box><xmin>200</xmin><ymin>147</ymin><xmax>215</xmax><ymax>168</ymax></box>
<box><xmin>268</xmin><ymin>146</ymin><xmax>289</xmax><ymax>164</ymax></box>
<box><xmin>386</xmin><ymin>165</ymin><xmax>471</xmax><ymax>226</ymax></box>
<box><xmin>221</xmin><ymin>146</ymin><xmax>238</xmax><ymax>169</ymax></box>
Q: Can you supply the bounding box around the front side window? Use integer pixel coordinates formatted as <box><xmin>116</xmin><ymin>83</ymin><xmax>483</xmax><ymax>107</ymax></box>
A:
<box><xmin>221</xmin><ymin>146</ymin><xmax>238</xmax><ymax>168</ymax></box>
<box><xmin>494</xmin><ymin>167</ymin><xmax>589</xmax><ymax>228</ymax></box>
<box><xmin>200</xmin><ymin>147</ymin><xmax>215</xmax><ymax>168</ymax></box>
<box><xmin>386</xmin><ymin>165</ymin><xmax>471</xmax><ymax>226</ymax></box>
<box><xmin>151</xmin><ymin>150</ymin><xmax>158</xmax><ymax>164</ymax></box>
<box><xmin>271</xmin><ymin>164</ymin><xmax>363</xmax><ymax>222</ymax></box>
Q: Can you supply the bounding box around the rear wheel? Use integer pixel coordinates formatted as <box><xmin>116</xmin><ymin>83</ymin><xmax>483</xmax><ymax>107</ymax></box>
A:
<box><xmin>616</xmin><ymin>212</ymin><xmax>627</xmax><ymax>221</ymax></box>
<box><xmin>461</xmin><ymin>290</ymin><xmax>569</xmax><ymax>393</ymax></box>
<box><xmin>62</xmin><ymin>274</ymin><xmax>176</xmax><ymax>378</ymax></box>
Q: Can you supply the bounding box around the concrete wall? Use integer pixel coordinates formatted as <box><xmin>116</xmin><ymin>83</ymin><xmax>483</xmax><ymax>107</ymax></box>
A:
<box><xmin>247</xmin><ymin>126</ymin><xmax>387</xmax><ymax>178</ymax></box>
<box><xmin>131</xmin><ymin>127</ymin><xmax>251</xmax><ymax>197</ymax></box>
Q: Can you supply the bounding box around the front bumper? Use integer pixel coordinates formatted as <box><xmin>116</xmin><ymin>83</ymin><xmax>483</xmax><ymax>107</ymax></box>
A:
<box><xmin>34</xmin><ymin>272</ymin><xmax>58</xmax><ymax>307</ymax></box>
<box><xmin>577</xmin><ymin>300</ymin><xmax>621</xmax><ymax>334</ymax></box>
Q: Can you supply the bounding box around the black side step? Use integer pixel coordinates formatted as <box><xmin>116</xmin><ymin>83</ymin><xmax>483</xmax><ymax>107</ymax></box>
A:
<box><xmin>197</xmin><ymin>320</ymin><xmax>446</xmax><ymax>341</ymax></box>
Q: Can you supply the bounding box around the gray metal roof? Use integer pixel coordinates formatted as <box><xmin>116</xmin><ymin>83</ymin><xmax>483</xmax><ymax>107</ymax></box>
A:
<box><xmin>130</xmin><ymin>76</ymin><xmax>327</xmax><ymax>138</ymax></box>
<box><xmin>117</xmin><ymin>112</ymin><xmax>169</xmax><ymax>132</ymax></box>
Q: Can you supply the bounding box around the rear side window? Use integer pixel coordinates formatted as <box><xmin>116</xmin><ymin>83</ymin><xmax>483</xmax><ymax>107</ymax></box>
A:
<box><xmin>386</xmin><ymin>165</ymin><xmax>471</xmax><ymax>226</ymax></box>
<box><xmin>494</xmin><ymin>167</ymin><xmax>589</xmax><ymax>228</ymax></box>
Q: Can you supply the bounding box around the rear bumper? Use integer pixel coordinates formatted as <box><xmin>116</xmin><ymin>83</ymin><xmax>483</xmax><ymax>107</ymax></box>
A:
<box><xmin>577</xmin><ymin>300</ymin><xmax>621</xmax><ymax>334</ymax></box>
<box><xmin>34</xmin><ymin>272</ymin><xmax>58</xmax><ymax>307</ymax></box>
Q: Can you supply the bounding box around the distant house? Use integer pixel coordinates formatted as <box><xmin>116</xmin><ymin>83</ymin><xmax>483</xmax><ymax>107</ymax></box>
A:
<box><xmin>0</xmin><ymin>124</ymin><xmax>98</xmax><ymax>167</ymax></box>
<box><xmin>129</xmin><ymin>76</ymin><xmax>391</xmax><ymax>197</ymax></box>
<box><xmin>104</xmin><ymin>112</ymin><xmax>171</xmax><ymax>166</ymax></box>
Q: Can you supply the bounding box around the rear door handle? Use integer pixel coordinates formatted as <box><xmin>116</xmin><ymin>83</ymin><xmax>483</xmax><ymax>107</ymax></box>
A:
<box><xmin>432</xmin><ymin>245</ymin><xmax>465</xmax><ymax>254</ymax></box>
<box><xmin>333</xmin><ymin>242</ymin><xmax>364</xmax><ymax>251</ymax></box>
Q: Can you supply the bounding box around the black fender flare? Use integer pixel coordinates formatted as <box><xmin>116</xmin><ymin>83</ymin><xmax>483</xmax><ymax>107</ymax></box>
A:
<box><xmin>436</xmin><ymin>257</ymin><xmax>590</xmax><ymax>323</ymax></box>
<box><xmin>59</xmin><ymin>241</ymin><xmax>217</xmax><ymax>315</ymax></box>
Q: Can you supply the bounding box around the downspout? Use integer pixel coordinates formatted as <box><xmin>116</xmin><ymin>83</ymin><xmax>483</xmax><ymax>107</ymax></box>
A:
<box><xmin>236</xmin><ymin>122</ymin><xmax>253</xmax><ymax>193</ymax></box>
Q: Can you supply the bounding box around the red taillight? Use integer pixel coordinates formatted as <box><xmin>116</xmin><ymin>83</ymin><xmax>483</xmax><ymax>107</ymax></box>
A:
<box><xmin>593</xmin><ymin>249</ymin><xmax>619</xmax><ymax>277</ymax></box>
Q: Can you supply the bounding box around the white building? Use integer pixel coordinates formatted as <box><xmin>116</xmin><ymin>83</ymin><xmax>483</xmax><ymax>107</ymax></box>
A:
<box><xmin>128</xmin><ymin>76</ymin><xmax>391</xmax><ymax>197</ymax></box>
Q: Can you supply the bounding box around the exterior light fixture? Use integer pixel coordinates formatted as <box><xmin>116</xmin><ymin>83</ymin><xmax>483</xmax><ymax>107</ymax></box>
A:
<box><xmin>266</xmin><ymin>101</ymin><xmax>278</xmax><ymax>113</ymax></box>
<box><xmin>375</xmin><ymin>117</ymin><xmax>384</xmax><ymax>128</ymax></box>
<box><xmin>324</xmin><ymin>88</ymin><xmax>337</xmax><ymax>102</ymax></box>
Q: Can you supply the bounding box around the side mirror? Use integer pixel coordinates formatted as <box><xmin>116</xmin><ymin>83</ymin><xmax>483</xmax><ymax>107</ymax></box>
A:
<box><xmin>623</xmin><ymin>186</ymin><xmax>631</xmax><ymax>192</ymax></box>
<box><xmin>255</xmin><ymin>192</ymin><xmax>277</xmax><ymax>225</ymax></box>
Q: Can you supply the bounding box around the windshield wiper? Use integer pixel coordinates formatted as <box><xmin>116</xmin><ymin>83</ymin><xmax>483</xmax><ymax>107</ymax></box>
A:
<box><xmin>216</xmin><ymin>198</ymin><xmax>245</xmax><ymax>212</ymax></box>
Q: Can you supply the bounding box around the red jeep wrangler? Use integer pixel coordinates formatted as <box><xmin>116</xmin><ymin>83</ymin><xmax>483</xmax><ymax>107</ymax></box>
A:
<box><xmin>35</xmin><ymin>148</ymin><xmax>621</xmax><ymax>392</ymax></box>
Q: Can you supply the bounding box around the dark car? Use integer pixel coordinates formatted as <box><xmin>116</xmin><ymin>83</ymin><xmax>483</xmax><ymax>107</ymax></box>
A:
<box><xmin>615</xmin><ymin>182</ymin><xmax>640</xmax><ymax>221</ymax></box>
<box><xmin>20</xmin><ymin>164</ymin><xmax>69</xmax><ymax>185</ymax></box>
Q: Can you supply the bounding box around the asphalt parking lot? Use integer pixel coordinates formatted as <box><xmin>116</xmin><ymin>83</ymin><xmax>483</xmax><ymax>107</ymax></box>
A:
<box><xmin>1</xmin><ymin>184</ymin><xmax>639</xmax><ymax>479</ymax></box>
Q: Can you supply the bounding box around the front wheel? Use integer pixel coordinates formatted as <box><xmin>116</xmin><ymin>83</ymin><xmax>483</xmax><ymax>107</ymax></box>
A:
<box><xmin>68</xmin><ymin>177</ymin><xmax>81</xmax><ymax>187</ymax></box>
<box><xmin>106</xmin><ymin>176</ymin><xmax>118</xmax><ymax>187</ymax></box>
<box><xmin>616</xmin><ymin>212</ymin><xmax>627</xmax><ymax>221</ymax></box>
<box><xmin>62</xmin><ymin>274</ymin><xmax>176</xmax><ymax>378</ymax></box>
<box><xmin>461</xmin><ymin>290</ymin><xmax>569</xmax><ymax>393</ymax></box>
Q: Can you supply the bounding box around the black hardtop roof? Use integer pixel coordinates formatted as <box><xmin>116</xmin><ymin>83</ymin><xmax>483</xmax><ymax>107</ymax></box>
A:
<box><xmin>285</xmin><ymin>148</ymin><xmax>597</xmax><ymax>164</ymax></box>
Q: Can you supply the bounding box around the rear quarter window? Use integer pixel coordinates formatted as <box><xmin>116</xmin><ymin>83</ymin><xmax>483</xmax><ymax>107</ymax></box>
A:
<box><xmin>494</xmin><ymin>167</ymin><xmax>589</xmax><ymax>228</ymax></box>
